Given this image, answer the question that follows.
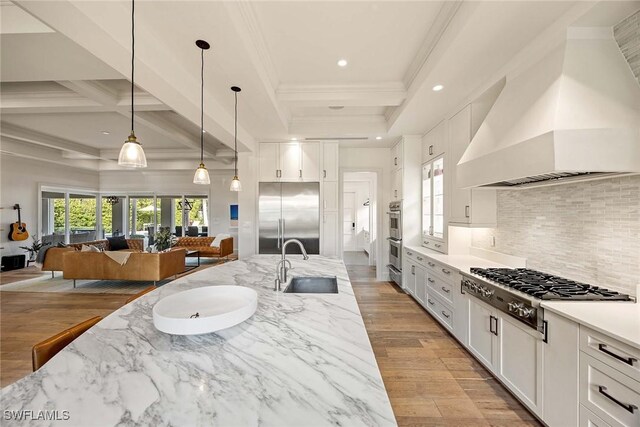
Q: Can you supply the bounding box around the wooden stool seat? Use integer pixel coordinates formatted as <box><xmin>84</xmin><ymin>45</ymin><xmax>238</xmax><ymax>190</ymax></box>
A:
<box><xmin>32</xmin><ymin>316</ymin><xmax>102</xmax><ymax>371</ymax></box>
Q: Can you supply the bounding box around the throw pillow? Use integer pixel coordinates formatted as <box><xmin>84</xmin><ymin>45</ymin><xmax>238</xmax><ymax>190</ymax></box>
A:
<box><xmin>211</xmin><ymin>234</ymin><xmax>231</xmax><ymax>248</ymax></box>
<box><xmin>107</xmin><ymin>236</ymin><xmax>129</xmax><ymax>251</ymax></box>
<box><xmin>80</xmin><ymin>245</ymin><xmax>101</xmax><ymax>253</ymax></box>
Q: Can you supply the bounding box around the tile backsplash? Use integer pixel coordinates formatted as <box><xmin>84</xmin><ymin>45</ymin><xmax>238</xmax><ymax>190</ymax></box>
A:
<box><xmin>471</xmin><ymin>175</ymin><xmax>640</xmax><ymax>296</ymax></box>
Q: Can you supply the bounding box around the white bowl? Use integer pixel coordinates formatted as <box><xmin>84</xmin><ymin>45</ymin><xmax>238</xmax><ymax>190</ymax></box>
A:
<box><xmin>152</xmin><ymin>286</ymin><xmax>258</xmax><ymax>335</ymax></box>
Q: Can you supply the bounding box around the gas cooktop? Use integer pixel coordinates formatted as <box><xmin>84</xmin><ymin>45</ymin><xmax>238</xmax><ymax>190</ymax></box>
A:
<box><xmin>469</xmin><ymin>268</ymin><xmax>632</xmax><ymax>301</ymax></box>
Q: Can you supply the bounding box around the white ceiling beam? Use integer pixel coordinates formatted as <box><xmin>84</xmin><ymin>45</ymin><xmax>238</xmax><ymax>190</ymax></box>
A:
<box><xmin>56</xmin><ymin>80</ymin><xmax>118</xmax><ymax>107</ymax></box>
<box><xmin>277</xmin><ymin>83</ymin><xmax>407</xmax><ymax>107</ymax></box>
<box><xmin>98</xmin><ymin>159</ymin><xmax>233</xmax><ymax>172</ymax></box>
<box><xmin>0</xmin><ymin>137</ymin><xmax>100</xmax><ymax>171</ymax></box>
<box><xmin>0</xmin><ymin>122</ymin><xmax>101</xmax><ymax>158</ymax></box>
<box><xmin>99</xmin><ymin>148</ymin><xmax>203</xmax><ymax>161</ymax></box>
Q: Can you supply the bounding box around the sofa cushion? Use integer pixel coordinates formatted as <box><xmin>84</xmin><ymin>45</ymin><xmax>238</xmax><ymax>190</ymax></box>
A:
<box><xmin>211</xmin><ymin>234</ymin><xmax>231</xmax><ymax>248</ymax></box>
<box><xmin>107</xmin><ymin>236</ymin><xmax>129</xmax><ymax>251</ymax></box>
<box><xmin>81</xmin><ymin>245</ymin><xmax>101</xmax><ymax>253</ymax></box>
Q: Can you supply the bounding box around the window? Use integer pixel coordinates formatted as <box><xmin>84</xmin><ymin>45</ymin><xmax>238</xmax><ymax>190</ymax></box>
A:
<box><xmin>68</xmin><ymin>193</ymin><xmax>97</xmax><ymax>243</ymax></box>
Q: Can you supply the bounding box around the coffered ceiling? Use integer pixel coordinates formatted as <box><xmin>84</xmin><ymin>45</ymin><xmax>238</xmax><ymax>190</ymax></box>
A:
<box><xmin>2</xmin><ymin>0</ymin><xmax>633</xmax><ymax>170</ymax></box>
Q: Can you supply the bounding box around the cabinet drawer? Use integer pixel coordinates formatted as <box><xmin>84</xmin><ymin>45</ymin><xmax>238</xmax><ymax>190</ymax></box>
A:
<box><xmin>426</xmin><ymin>293</ymin><xmax>453</xmax><ymax>331</ymax></box>
<box><xmin>427</xmin><ymin>273</ymin><xmax>453</xmax><ymax>305</ymax></box>
<box><xmin>580</xmin><ymin>405</ymin><xmax>612</xmax><ymax>427</ymax></box>
<box><xmin>404</xmin><ymin>248</ymin><xmax>419</xmax><ymax>263</ymax></box>
<box><xmin>580</xmin><ymin>327</ymin><xmax>640</xmax><ymax>382</ymax></box>
<box><xmin>580</xmin><ymin>353</ymin><xmax>640</xmax><ymax>427</ymax></box>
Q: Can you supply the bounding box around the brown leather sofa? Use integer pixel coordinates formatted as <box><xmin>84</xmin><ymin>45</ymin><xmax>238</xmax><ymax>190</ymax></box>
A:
<box><xmin>173</xmin><ymin>236</ymin><xmax>233</xmax><ymax>259</ymax></box>
<box><xmin>62</xmin><ymin>248</ymin><xmax>186</xmax><ymax>287</ymax></box>
<box><xmin>42</xmin><ymin>239</ymin><xmax>144</xmax><ymax>277</ymax></box>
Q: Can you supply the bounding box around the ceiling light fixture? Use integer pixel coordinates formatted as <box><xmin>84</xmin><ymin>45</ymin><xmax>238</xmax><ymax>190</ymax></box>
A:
<box><xmin>290</xmin><ymin>137</ymin><xmax>298</xmax><ymax>141</ymax></box>
<box><xmin>375</xmin><ymin>136</ymin><xmax>382</xmax><ymax>140</ymax></box>
<box><xmin>337</xmin><ymin>59</ymin><xmax>348</xmax><ymax>67</ymax></box>
<box><xmin>229</xmin><ymin>86</ymin><xmax>242</xmax><ymax>192</ymax></box>
<box><xmin>193</xmin><ymin>40</ymin><xmax>211</xmax><ymax>185</ymax></box>
<box><xmin>101</xmin><ymin>131</ymin><xmax>110</xmax><ymax>135</ymax></box>
<box><xmin>118</xmin><ymin>0</ymin><xmax>147</xmax><ymax>168</ymax></box>
<box><xmin>432</xmin><ymin>84</ymin><xmax>444</xmax><ymax>92</ymax></box>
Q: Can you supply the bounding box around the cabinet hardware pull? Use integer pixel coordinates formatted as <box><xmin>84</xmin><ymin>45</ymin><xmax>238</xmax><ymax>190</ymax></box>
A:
<box><xmin>435</xmin><ymin>244</ymin><xmax>442</xmax><ymax>248</ymax></box>
<box><xmin>598</xmin><ymin>344</ymin><xmax>637</xmax><ymax>366</ymax></box>
<box><xmin>441</xmin><ymin>311</ymin><xmax>450</xmax><ymax>318</ymax></box>
<box><xmin>428</xmin><ymin>299</ymin><xmax>434</xmax><ymax>305</ymax></box>
<box><xmin>323</xmin><ymin>170</ymin><xmax>327</xmax><ymax>178</ymax></box>
<box><xmin>428</xmin><ymin>262</ymin><xmax>435</xmax><ymax>267</ymax></box>
<box><xmin>428</xmin><ymin>278</ymin><xmax>435</xmax><ymax>283</ymax></box>
<box><xmin>417</xmin><ymin>256</ymin><xmax>423</xmax><ymax>261</ymax></box>
<box><xmin>441</xmin><ymin>286</ymin><xmax>450</xmax><ymax>293</ymax></box>
<box><xmin>411</xmin><ymin>265</ymin><xmax>415</xmax><ymax>275</ymax></box>
<box><xmin>465</xmin><ymin>205</ymin><xmax>470</xmax><ymax>218</ymax></box>
<box><xmin>598</xmin><ymin>386</ymin><xmax>637</xmax><ymax>413</ymax></box>
<box><xmin>429</xmin><ymin>145</ymin><xmax>433</xmax><ymax>155</ymax></box>
<box><xmin>460</xmin><ymin>281</ymin><xmax>465</xmax><ymax>295</ymax></box>
<box><xmin>299</xmin><ymin>169</ymin><xmax>302</xmax><ymax>178</ymax></box>
<box><xmin>489</xmin><ymin>315</ymin><xmax>498</xmax><ymax>336</ymax></box>
<box><xmin>441</xmin><ymin>268</ymin><xmax>451</xmax><ymax>275</ymax></box>
<box><xmin>425</xmin><ymin>241</ymin><xmax>430</xmax><ymax>245</ymax></box>
<box><xmin>407</xmin><ymin>251</ymin><xmax>413</xmax><ymax>256</ymax></box>
<box><xmin>543</xmin><ymin>320</ymin><xmax>548</xmax><ymax>344</ymax></box>
<box><xmin>394</xmin><ymin>157</ymin><xmax>397</xmax><ymax>166</ymax></box>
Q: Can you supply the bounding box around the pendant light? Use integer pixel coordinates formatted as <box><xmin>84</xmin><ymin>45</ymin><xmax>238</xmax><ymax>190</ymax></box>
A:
<box><xmin>193</xmin><ymin>39</ymin><xmax>211</xmax><ymax>185</ymax></box>
<box><xmin>118</xmin><ymin>0</ymin><xmax>147</xmax><ymax>168</ymax></box>
<box><xmin>229</xmin><ymin>86</ymin><xmax>242</xmax><ymax>192</ymax></box>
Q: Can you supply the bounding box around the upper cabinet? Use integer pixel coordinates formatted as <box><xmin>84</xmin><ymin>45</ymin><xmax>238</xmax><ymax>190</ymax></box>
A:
<box><xmin>422</xmin><ymin>121</ymin><xmax>446</xmax><ymax>163</ymax></box>
<box><xmin>322</xmin><ymin>142</ymin><xmax>339</xmax><ymax>182</ymax></box>
<box><xmin>422</xmin><ymin>156</ymin><xmax>446</xmax><ymax>252</ymax></box>
<box><xmin>258</xmin><ymin>142</ymin><xmax>321</xmax><ymax>182</ymax></box>
<box><xmin>448</xmin><ymin>105</ymin><xmax>496</xmax><ymax>227</ymax></box>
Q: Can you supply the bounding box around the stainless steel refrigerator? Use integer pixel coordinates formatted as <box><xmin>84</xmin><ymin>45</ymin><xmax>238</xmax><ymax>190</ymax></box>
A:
<box><xmin>259</xmin><ymin>182</ymin><xmax>320</xmax><ymax>255</ymax></box>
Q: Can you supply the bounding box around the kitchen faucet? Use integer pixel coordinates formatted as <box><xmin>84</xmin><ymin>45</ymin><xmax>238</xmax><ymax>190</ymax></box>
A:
<box><xmin>274</xmin><ymin>239</ymin><xmax>309</xmax><ymax>291</ymax></box>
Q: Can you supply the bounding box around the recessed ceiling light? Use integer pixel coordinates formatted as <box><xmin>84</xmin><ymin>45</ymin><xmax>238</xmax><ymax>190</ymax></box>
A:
<box><xmin>337</xmin><ymin>59</ymin><xmax>348</xmax><ymax>67</ymax></box>
<box><xmin>375</xmin><ymin>136</ymin><xmax>382</xmax><ymax>140</ymax></box>
<box><xmin>101</xmin><ymin>130</ymin><xmax>110</xmax><ymax>135</ymax></box>
<box><xmin>432</xmin><ymin>84</ymin><xmax>444</xmax><ymax>92</ymax></box>
<box><xmin>290</xmin><ymin>137</ymin><xmax>298</xmax><ymax>141</ymax></box>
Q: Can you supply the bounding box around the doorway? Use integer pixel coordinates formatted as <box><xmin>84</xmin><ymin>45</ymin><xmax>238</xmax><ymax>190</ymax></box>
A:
<box><xmin>342</xmin><ymin>172</ymin><xmax>376</xmax><ymax>269</ymax></box>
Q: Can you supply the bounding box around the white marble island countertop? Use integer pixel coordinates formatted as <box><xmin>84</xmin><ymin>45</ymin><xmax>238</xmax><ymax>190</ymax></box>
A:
<box><xmin>0</xmin><ymin>256</ymin><xmax>396</xmax><ymax>427</ymax></box>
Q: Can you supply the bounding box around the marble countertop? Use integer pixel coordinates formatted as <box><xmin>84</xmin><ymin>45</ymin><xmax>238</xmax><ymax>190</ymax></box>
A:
<box><xmin>541</xmin><ymin>301</ymin><xmax>640</xmax><ymax>350</ymax></box>
<box><xmin>0</xmin><ymin>256</ymin><xmax>396</xmax><ymax>426</ymax></box>
<box><xmin>403</xmin><ymin>245</ymin><xmax>513</xmax><ymax>273</ymax></box>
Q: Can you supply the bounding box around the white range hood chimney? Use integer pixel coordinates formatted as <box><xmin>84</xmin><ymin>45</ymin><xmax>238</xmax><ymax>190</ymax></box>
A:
<box><xmin>457</xmin><ymin>27</ymin><xmax>640</xmax><ymax>189</ymax></box>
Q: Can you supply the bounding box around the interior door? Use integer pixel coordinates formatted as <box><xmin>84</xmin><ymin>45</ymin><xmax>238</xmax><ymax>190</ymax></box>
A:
<box><xmin>258</xmin><ymin>182</ymin><xmax>282</xmax><ymax>254</ymax></box>
<box><xmin>282</xmin><ymin>182</ymin><xmax>320</xmax><ymax>255</ymax></box>
<box><xmin>343</xmin><ymin>192</ymin><xmax>356</xmax><ymax>251</ymax></box>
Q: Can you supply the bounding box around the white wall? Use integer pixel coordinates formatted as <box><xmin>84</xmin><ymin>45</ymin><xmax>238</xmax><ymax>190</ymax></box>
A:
<box><xmin>0</xmin><ymin>155</ymin><xmax>99</xmax><ymax>257</ymax></box>
<box><xmin>344</xmin><ymin>172</ymin><xmax>376</xmax><ymax>256</ymax></box>
<box><xmin>100</xmin><ymin>169</ymin><xmax>239</xmax><ymax>251</ymax></box>
<box><xmin>340</xmin><ymin>147</ymin><xmax>391</xmax><ymax>280</ymax></box>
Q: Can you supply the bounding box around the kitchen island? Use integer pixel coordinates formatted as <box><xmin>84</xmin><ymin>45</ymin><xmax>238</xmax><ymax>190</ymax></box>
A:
<box><xmin>0</xmin><ymin>256</ymin><xmax>396</xmax><ymax>427</ymax></box>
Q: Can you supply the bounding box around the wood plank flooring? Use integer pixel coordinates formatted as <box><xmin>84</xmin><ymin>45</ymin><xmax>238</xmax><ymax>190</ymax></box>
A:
<box><xmin>349</xmin><ymin>265</ymin><xmax>542</xmax><ymax>427</ymax></box>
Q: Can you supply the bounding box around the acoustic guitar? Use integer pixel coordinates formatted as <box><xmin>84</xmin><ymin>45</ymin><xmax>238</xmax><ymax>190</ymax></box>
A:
<box><xmin>8</xmin><ymin>204</ymin><xmax>29</xmax><ymax>241</ymax></box>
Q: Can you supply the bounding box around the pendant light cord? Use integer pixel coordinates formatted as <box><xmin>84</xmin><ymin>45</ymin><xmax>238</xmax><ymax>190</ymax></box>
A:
<box><xmin>131</xmin><ymin>0</ymin><xmax>135</xmax><ymax>134</ymax></box>
<box><xmin>200</xmin><ymin>47</ymin><xmax>204</xmax><ymax>164</ymax></box>
<box><xmin>234</xmin><ymin>91</ymin><xmax>238</xmax><ymax>176</ymax></box>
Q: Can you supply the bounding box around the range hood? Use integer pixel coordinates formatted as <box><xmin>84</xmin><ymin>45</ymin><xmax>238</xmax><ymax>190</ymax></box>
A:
<box><xmin>457</xmin><ymin>27</ymin><xmax>640</xmax><ymax>189</ymax></box>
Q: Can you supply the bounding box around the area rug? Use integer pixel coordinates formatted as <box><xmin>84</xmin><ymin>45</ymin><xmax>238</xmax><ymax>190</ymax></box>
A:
<box><xmin>0</xmin><ymin>257</ymin><xmax>233</xmax><ymax>295</ymax></box>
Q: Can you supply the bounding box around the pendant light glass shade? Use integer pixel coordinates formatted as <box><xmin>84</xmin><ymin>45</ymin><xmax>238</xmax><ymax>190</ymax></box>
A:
<box><xmin>230</xmin><ymin>175</ymin><xmax>242</xmax><ymax>192</ymax></box>
<box><xmin>118</xmin><ymin>0</ymin><xmax>147</xmax><ymax>168</ymax></box>
<box><xmin>193</xmin><ymin>163</ymin><xmax>211</xmax><ymax>185</ymax></box>
<box><xmin>230</xmin><ymin>86</ymin><xmax>242</xmax><ymax>192</ymax></box>
<box><xmin>118</xmin><ymin>132</ymin><xmax>147</xmax><ymax>167</ymax></box>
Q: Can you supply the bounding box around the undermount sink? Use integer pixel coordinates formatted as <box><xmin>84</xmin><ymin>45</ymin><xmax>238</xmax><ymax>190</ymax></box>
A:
<box><xmin>284</xmin><ymin>276</ymin><xmax>339</xmax><ymax>294</ymax></box>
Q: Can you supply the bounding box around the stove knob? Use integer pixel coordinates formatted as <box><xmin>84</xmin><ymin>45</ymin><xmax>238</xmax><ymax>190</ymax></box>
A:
<box><xmin>480</xmin><ymin>288</ymin><xmax>494</xmax><ymax>298</ymax></box>
<box><xmin>508</xmin><ymin>302</ymin><xmax>519</xmax><ymax>312</ymax></box>
<box><xmin>519</xmin><ymin>307</ymin><xmax>534</xmax><ymax>318</ymax></box>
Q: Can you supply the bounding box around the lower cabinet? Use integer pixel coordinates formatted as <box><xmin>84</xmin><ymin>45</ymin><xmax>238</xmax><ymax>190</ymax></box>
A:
<box><xmin>467</xmin><ymin>297</ymin><xmax>498</xmax><ymax>370</ymax></box>
<box><xmin>321</xmin><ymin>212</ymin><xmax>338</xmax><ymax>257</ymax></box>
<box><xmin>543</xmin><ymin>311</ymin><xmax>580</xmax><ymax>427</ymax></box>
<box><xmin>580</xmin><ymin>405</ymin><xmax>612</xmax><ymax>427</ymax></box>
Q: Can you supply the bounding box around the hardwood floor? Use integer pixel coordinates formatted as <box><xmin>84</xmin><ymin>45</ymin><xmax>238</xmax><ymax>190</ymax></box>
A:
<box><xmin>0</xmin><ymin>291</ymin><xmax>130</xmax><ymax>386</ymax></box>
<box><xmin>349</xmin><ymin>265</ymin><xmax>542</xmax><ymax>427</ymax></box>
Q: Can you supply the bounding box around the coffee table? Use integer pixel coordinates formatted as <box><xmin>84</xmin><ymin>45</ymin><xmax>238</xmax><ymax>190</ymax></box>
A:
<box><xmin>184</xmin><ymin>250</ymin><xmax>200</xmax><ymax>272</ymax></box>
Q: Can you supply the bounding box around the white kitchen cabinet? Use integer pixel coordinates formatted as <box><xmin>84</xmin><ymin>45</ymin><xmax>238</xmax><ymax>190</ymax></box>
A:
<box><xmin>422</xmin><ymin>121</ymin><xmax>446</xmax><ymax>163</ymax></box>
<box><xmin>452</xmin><ymin>279</ymin><xmax>469</xmax><ymax>345</ymax></box>
<box><xmin>322</xmin><ymin>142</ymin><xmax>339</xmax><ymax>182</ymax></box>
<box><xmin>323</xmin><ymin>181</ymin><xmax>338</xmax><ymax>212</ymax></box>
<box><xmin>414</xmin><ymin>264</ymin><xmax>426</xmax><ymax>306</ymax></box>
<box><xmin>448</xmin><ymin>105</ymin><xmax>497</xmax><ymax>226</ymax></box>
<box><xmin>403</xmin><ymin>257</ymin><xmax>416</xmax><ymax>296</ymax></box>
<box><xmin>496</xmin><ymin>312</ymin><xmax>543</xmax><ymax>416</ymax></box>
<box><xmin>391</xmin><ymin>141</ymin><xmax>403</xmax><ymax>171</ymax></box>
<box><xmin>321</xmin><ymin>212</ymin><xmax>339</xmax><ymax>257</ymax></box>
<box><xmin>391</xmin><ymin>168</ymin><xmax>403</xmax><ymax>201</ymax></box>
<box><xmin>259</xmin><ymin>143</ymin><xmax>280</xmax><ymax>181</ymax></box>
<box><xmin>301</xmin><ymin>143</ymin><xmax>320</xmax><ymax>181</ymax></box>
<box><xmin>543</xmin><ymin>311</ymin><xmax>580</xmax><ymax>427</ymax></box>
<box><xmin>422</xmin><ymin>156</ymin><xmax>446</xmax><ymax>253</ymax></box>
<box><xmin>467</xmin><ymin>297</ymin><xmax>498</xmax><ymax>370</ymax></box>
<box><xmin>580</xmin><ymin>405</ymin><xmax>612</xmax><ymax>427</ymax></box>
<box><xmin>279</xmin><ymin>142</ymin><xmax>302</xmax><ymax>181</ymax></box>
